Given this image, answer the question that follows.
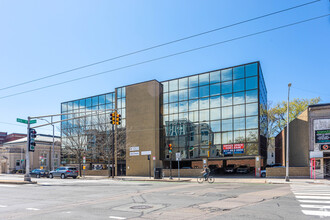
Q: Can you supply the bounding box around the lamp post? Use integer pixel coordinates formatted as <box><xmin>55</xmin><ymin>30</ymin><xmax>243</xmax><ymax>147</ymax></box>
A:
<box><xmin>285</xmin><ymin>83</ymin><xmax>292</xmax><ymax>182</ymax></box>
<box><xmin>40</xmin><ymin>117</ymin><xmax>55</xmax><ymax>171</ymax></box>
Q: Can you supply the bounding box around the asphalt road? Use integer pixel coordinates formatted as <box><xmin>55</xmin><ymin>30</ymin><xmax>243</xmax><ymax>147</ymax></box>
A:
<box><xmin>0</xmin><ymin>175</ymin><xmax>329</xmax><ymax>220</ymax></box>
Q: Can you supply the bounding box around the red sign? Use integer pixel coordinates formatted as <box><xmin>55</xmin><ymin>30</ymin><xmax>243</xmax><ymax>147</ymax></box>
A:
<box><xmin>234</xmin><ymin>144</ymin><xmax>244</xmax><ymax>149</ymax></box>
<box><xmin>223</xmin><ymin>144</ymin><xmax>233</xmax><ymax>150</ymax></box>
<box><xmin>321</xmin><ymin>144</ymin><xmax>329</xmax><ymax>151</ymax></box>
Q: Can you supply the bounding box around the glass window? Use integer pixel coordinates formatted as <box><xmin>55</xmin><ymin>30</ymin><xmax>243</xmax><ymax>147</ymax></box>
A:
<box><xmin>222</xmin><ymin>119</ymin><xmax>232</xmax><ymax>131</ymax></box>
<box><xmin>214</xmin><ymin>133</ymin><xmax>221</xmax><ymax>145</ymax></box>
<box><xmin>117</xmin><ymin>99</ymin><xmax>122</xmax><ymax>109</ymax></box>
<box><xmin>234</xmin><ymin>130</ymin><xmax>245</xmax><ymax>143</ymax></box>
<box><xmin>199</xmin><ymin>73</ymin><xmax>209</xmax><ymax>86</ymax></box>
<box><xmin>199</xmin><ymin>110</ymin><xmax>209</xmax><ymax>122</ymax></box>
<box><xmin>246</xmin><ymin>103</ymin><xmax>258</xmax><ymax>116</ymax></box>
<box><xmin>189</xmin><ymin>111</ymin><xmax>199</xmax><ymax>122</ymax></box>
<box><xmin>210</xmin><ymin>71</ymin><xmax>220</xmax><ymax>84</ymax></box>
<box><xmin>222</xmin><ymin>94</ymin><xmax>232</xmax><ymax>106</ymax></box>
<box><xmin>179</xmin><ymin>89</ymin><xmax>188</xmax><ymax>101</ymax></box>
<box><xmin>221</xmin><ymin>81</ymin><xmax>232</xmax><ymax>94</ymax></box>
<box><xmin>79</xmin><ymin>99</ymin><xmax>86</xmax><ymax>109</ymax></box>
<box><xmin>122</xmin><ymin>87</ymin><xmax>126</xmax><ymax>97</ymax></box>
<box><xmin>189</xmin><ymin>99</ymin><xmax>198</xmax><ymax>111</ymax></box>
<box><xmin>99</xmin><ymin>95</ymin><xmax>105</xmax><ymax>105</ymax></box>
<box><xmin>233</xmin><ymin>79</ymin><xmax>245</xmax><ymax>92</ymax></box>
<box><xmin>189</xmin><ymin>75</ymin><xmax>198</xmax><ymax>87</ymax></box>
<box><xmin>163</xmin><ymin>93</ymin><xmax>169</xmax><ymax>104</ymax></box>
<box><xmin>117</xmin><ymin>88</ymin><xmax>122</xmax><ymax>99</ymax></box>
<box><xmin>234</xmin><ymin>118</ymin><xmax>245</xmax><ymax>130</ymax></box>
<box><xmin>163</xmin><ymin>81</ymin><xmax>169</xmax><ymax>93</ymax></box>
<box><xmin>221</xmin><ymin>68</ymin><xmax>232</xmax><ymax>81</ymax></box>
<box><xmin>210</xmin><ymin>95</ymin><xmax>221</xmax><ymax>108</ymax></box>
<box><xmin>233</xmin><ymin>105</ymin><xmax>245</xmax><ymax>117</ymax></box>
<box><xmin>189</xmin><ymin>87</ymin><xmax>198</xmax><ymax>99</ymax></box>
<box><xmin>86</xmin><ymin>98</ymin><xmax>91</xmax><ymax>107</ymax></box>
<box><xmin>233</xmin><ymin>92</ymin><xmax>245</xmax><ymax>105</ymax></box>
<box><xmin>246</xmin><ymin>76</ymin><xmax>258</xmax><ymax>90</ymax></box>
<box><xmin>67</xmin><ymin>102</ymin><xmax>73</xmax><ymax>111</ymax></box>
<box><xmin>179</xmin><ymin>101</ymin><xmax>188</xmax><ymax>112</ymax></box>
<box><xmin>210</xmin><ymin>121</ymin><xmax>221</xmax><ymax>132</ymax></box>
<box><xmin>199</xmin><ymin>85</ymin><xmax>209</xmax><ymax>98</ymax></box>
<box><xmin>92</xmin><ymin>97</ymin><xmax>98</xmax><ymax>106</ymax></box>
<box><xmin>210</xmin><ymin>108</ymin><xmax>221</xmax><ymax>120</ymax></box>
<box><xmin>246</xmin><ymin>129</ymin><xmax>258</xmax><ymax>142</ymax></box>
<box><xmin>73</xmin><ymin>100</ymin><xmax>79</xmax><ymax>109</ymax></box>
<box><xmin>178</xmin><ymin>112</ymin><xmax>188</xmax><ymax>120</ymax></box>
<box><xmin>169</xmin><ymin>91</ymin><xmax>178</xmax><ymax>103</ymax></box>
<box><xmin>246</xmin><ymin>90</ymin><xmax>258</xmax><ymax>103</ymax></box>
<box><xmin>163</xmin><ymin>115</ymin><xmax>168</xmax><ymax>124</ymax></box>
<box><xmin>246</xmin><ymin>143</ymin><xmax>258</xmax><ymax>155</ymax></box>
<box><xmin>222</xmin><ymin>106</ymin><xmax>232</xmax><ymax>119</ymax></box>
<box><xmin>61</xmin><ymin>103</ymin><xmax>68</xmax><ymax>112</ymax></box>
<box><xmin>169</xmin><ymin>113</ymin><xmax>178</xmax><ymax>122</ymax></box>
<box><xmin>169</xmin><ymin>103</ymin><xmax>178</xmax><ymax>114</ymax></box>
<box><xmin>106</xmin><ymin>94</ymin><xmax>113</xmax><ymax>103</ymax></box>
<box><xmin>163</xmin><ymin>104</ymin><xmax>168</xmax><ymax>115</ymax></box>
<box><xmin>222</xmin><ymin>132</ymin><xmax>233</xmax><ymax>144</ymax></box>
<box><xmin>169</xmin><ymin>80</ymin><xmax>178</xmax><ymax>91</ymax></box>
<box><xmin>245</xmin><ymin>63</ymin><xmax>258</xmax><ymax>77</ymax></box>
<box><xmin>210</xmin><ymin>83</ymin><xmax>220</xmax><ymax>96</ymax></box>
<box><xmin>246</xmin><ymin>116</ymin><xmax>258</xmax><ymax>129</ymax></box>
<box><xmin>200</xmin><ymin>97</ymin><xmax>209</xmax><ymax>109</ymax></box>
<box><xmin>179</xmin><ymin>78</ymin><xmax>188</xmax><ymax>89</ymax></box>
<box><xmin>233</xmin><ymin>66</ymin><xmax>244</xmax><ymax>79</ymax></box>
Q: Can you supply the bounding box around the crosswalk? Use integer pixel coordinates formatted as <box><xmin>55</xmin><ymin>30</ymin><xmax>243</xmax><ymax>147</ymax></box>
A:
<box><xmin>291</xmin><ymin>184</ymin><xmax>330</xmax><ymax>218</ymax></box>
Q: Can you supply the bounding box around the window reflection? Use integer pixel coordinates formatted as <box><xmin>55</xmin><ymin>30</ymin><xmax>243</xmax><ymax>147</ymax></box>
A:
<box><xmin>246</xmin><ymin>103</ymin><xmax>258</xmax><ymax>116</ymax></box>
<box><xmin>199</xmin><ymin>85</ymin><xmax>209</xmax><ymax>97</ymax></box>
<box><xmin>210</xmin><ymin>121</ymin><xmax>220</xmax><ymax>132</ymax></box>
<box><xmin>210</xmin><ymin>83</ymin><xmax>220</xmax><ymax>96</ymax></box>
<box><xmin>234</xmin><ymin>118</ymin><xmax>245</xmax><ymax>130</ymax></box>
<box><xmin>234</xmin><ymin>105</ymin><xmax>245</xmax><ymax>117</ymax></box>
<box><xmin>199</xmin><ymin>73</ymin><xmax>209</xmax><ymax>86</ymax></box>
<box><xmin>210</xmin><ymin>96</ymin><xmax>221</xmax><ymax>108</ymax></box>
<box><xmin>222</xmin><ymin>106</ymin><xmax>232</xmax><ymax>119</ymax></box>
<box><xmin>233</xmin><ymin>92</ymin><xmax>245</xmax><ymax>105</ymax></box>
<box><xmin>221</xmin><ymin>81</ymin><xmax>232</xmax><ymax>94</ymax></box>
<box><xmin>189</xmin><ymin>75</ymin><xmax>198</xmax><ymax>88</ymax></box>
<box><xmin>245</xmin><ymin>63</ymin><xmax>258</xmax><ymax>77</ymax></box>
<box><xmin>210</xmin><ymin>108</ymin><xmax>221</xmax><ymax>120</ymax></box>
<box><xmin>169</xmin><ymin>80</ymin><xmax>178</xmax><ymax>91</ymax></box>
<box><xmin>222</xmin><ymin>132</ymin><xmax>233</xmax><ymax>144</ymax></box>
<box><xmin>169</xmin><ymin>103</ymin><xmax>178</xmax><ymax>114</ymax></box>
<box><xmin>179</xmin><ymin>89</ymin><xmax>188</xmax><ymax>101</ymax></box>
<box><xmin>179</xmin><ymin>78</ymin><xmax>188</xmax><ymax>89</ymax></box>
<box><xmin>210</xmin><ymin>71</ymin><xmax>220</xmax><ymax>84</ymax></box>
<box><xmin>221</xmin><ymin>68</ymin><xmax>232</xmax><ymax>81</ymax></box>
<box><xmin>234</xmin><ymin>130</ymin><xmax>245</xmax><ymax>143</ymax></box>
<box><xmin>189</xmin><ymin>87</ymin><xmax>198</xmax><ymax>99</ymax></box>
<box><xmin>179</xmin><ymin>101</ymin><xmax>188</xmax><ymax>112</ymax></box>
<box><xmin>233</xmin><ymin>66</ymin><xmax>244</xmax><ymax>79</ymax></box>
<box><xmin>163</xmin><ymin>93</ymin><xmax>168</xmax><ymax>104</ymax></box>
<box><xmin>189</xmin><ymin>99</ymin><xmax>198</xmax><ymax>111</ymax></box>
<box><xmin>222</xmin><ymin>94</ymin><xmax>232</xmax><ymax>106</ymax></box>
<box><xmin>222</xmin><ymin>119</ymin><xmax>232</xmax><ymax>131</ymax></box>
<box><xmin>246</xmin><ymin>129</ymin><xmax>258</xmax><ymax>142</ymax></box>
<box><xmin>199</xmin><ymin>110</ymin><xmax>209</xmax><ymax>122</ymax></box>
<box><xmin>246</xmin><ymin>116</ymin><xmax>258</xmax><ymax>129</ymax></box>
<box><xmin>246</xmin><ymin>76</ymin><xmax>258</xmax><ymax>90</ymax></box>
<box><xmin>246</xmin><ymin>90</ymin><xmax>258</xmax><ymax>103</ymax></box>
<box><xmin>169</xmin><ymin>91</ymin><xmax>178</xmax><ymax>103</ymax></box>
<box><xmin>233</xmin><ymin>79</ymin><xmax>245</xmax><ymax>92</ymax></box>
<box><xmin>199</xmin><ymin>97</ymin><xmax>209</xmax><ymax>109</ymax></box>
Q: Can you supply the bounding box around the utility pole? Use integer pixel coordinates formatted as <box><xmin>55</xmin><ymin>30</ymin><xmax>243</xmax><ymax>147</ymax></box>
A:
<box><xmin>112</xmin><ymin>123</ymin><xmax>115</xmax><ymax>178</ymax></box>
<box><xmin>24</xmin><ymin>117</ymin><xmax>31</xmax><ymax>182</ymax></box>
<box><xmin>285</xmin><ymin>83</ymin><xmax>292</xmax><ymax>182</ymax></box>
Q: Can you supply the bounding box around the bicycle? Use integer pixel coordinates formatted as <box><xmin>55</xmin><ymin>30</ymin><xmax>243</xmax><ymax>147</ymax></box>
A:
<box><xmin>197</xmin><ymin>173</ymin><xmax>215</xmax><ymax>184</ymax></box>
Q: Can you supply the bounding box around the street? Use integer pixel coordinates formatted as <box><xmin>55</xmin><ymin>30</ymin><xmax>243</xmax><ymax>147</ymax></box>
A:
<box><xmin>0</xmin><ymin>175</ymin><xmax>329</xmax><ymax>219</ymax></box>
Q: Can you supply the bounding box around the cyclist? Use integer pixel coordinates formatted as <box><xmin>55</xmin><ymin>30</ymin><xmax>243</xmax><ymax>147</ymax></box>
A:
<box><xmin>201</xmin><ymin>165</ymin><xmax>210</xmax><ymax>180</ymax></box>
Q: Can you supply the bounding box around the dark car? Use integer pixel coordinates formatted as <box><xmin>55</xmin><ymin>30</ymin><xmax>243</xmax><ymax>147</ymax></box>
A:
<box><xmin>30</xmin><ymin>169</ymin><xmax>49</xmax><ymax>178</ymax></box>
<box><xmin>224</xmin><ymin>165</ymin><xmax>236</xmax><ymax>173</ymax></box>
<box><xmin>49</xmin><ymin>167</ymin><xmax>78</xmax><ymax>179</ymax></box>
<box><xmin>236</xmin><ymin>165</ymin><xmax>250</xmax><ymax>174</ymax></box>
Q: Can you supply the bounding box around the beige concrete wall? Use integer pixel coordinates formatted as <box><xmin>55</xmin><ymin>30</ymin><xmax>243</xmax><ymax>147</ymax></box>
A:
<box><xmin>126</xmin><ymin>80</ymin><xmax>162</xmax><ymax>176</ymax></box>
<box><xmin>266</xmin><ymin>167</ymin><xmax>309</xmax><ymax>177</ymax></box>
<box><xmin>163</xmin><ymin>169</ymin><xmax>203</xmax><ymax>177</ymax></box>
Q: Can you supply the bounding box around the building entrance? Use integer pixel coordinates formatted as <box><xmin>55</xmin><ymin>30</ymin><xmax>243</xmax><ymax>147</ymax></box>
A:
<box><xmin>324</xmin><ymin>159</ymin><xmax>330</xmax><ymax>178</ymax></box>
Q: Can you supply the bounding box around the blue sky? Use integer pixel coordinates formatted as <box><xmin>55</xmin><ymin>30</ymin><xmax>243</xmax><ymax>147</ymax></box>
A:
<box><xmin>0</xmin><ymin>0</ymin><xmax>329</xmax><ymax>135</ymax></box>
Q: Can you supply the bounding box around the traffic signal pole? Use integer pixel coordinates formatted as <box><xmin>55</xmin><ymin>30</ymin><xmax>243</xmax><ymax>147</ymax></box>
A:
<box><xmin>24</xmin><ymin>117</ymin><xmax>31</xmax><ymax>182</ymax></box>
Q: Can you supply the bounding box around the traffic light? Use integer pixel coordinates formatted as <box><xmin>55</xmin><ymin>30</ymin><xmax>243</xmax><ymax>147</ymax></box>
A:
<box><xmin>110</xmin><ymin>112</ymin><xmax>116</xmax><ymax>125</ymax></box>
<box><xmin>168</xmin><ymin>144</ymin><xmax>172</xmax><ymax>154</ymax></box>
<box><xmin>29</xmin><ymin>128</ymin><xmax>37</xmax><ymax>152</ymax></box>
<box><xmin>116</xmin><ymin>113</ymin><xmax>121</xmax><ymax>125</ymax></box>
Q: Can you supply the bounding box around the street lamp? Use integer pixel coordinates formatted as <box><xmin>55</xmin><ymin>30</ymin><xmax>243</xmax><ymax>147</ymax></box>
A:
<box><xmin>40</xmin><ymin>117</ymin><xmax>55</xmax><ymax>171</ymax></box>
<box><xmin>285</xmin><ymin>83</ymin><xmax>292</xmax><ymax>182</ymax></box>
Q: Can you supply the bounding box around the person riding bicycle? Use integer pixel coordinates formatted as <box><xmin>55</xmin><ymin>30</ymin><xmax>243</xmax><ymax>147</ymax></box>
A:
<box><xmin>201</xmin><ymin>165</ymin><xmax>210</xmax><ymax>180</ymax></box>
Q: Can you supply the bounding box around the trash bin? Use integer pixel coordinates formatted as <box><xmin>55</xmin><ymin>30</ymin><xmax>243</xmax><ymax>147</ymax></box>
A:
<box><xmin>154</xmin><ymin>168</ymin><xmax>162</xmax><ymax>179</ymax></box>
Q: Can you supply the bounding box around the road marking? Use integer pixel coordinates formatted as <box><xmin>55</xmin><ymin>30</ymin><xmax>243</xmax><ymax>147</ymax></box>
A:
<box><xmin>294</xmin><ymin>193</ymin><xmax>330</xmax><ymax>196</ymax></box>
<box><xmin>0</xmin><ymin>184</ymin><xmax>17</xmax><ymax>188</ymax></box>
<box><xmin>302</xmin><ymin>210</ymin><xmax>330</xmax><ymax>217</ymax></box>
<box><xmin>299</xmin><ymin>200</ymin><xmax>330</xmax><ymax>204</ymax></box>
<box><xmin>109</xmin><ymin>216</ymin><xmax>126</xmax><ymax>219</ymax></box>
<box><xmin>0</xmin><ymin>205</ymin><xmax>7</xmax><ymax>208</ymax></box>
<box><xmin>26</xmin><ymin>208</ymin><xmax>40</xmax><ymax>211</ymax></box>
<box><xmin>301</xmin><ymin>204</ymin><xmax>330</xmax><ymax>209</ymax></box>
<box><xmin>296</xmin><ymin>195</ymin><xmax>330</xmax><ymax>200</ymax></box>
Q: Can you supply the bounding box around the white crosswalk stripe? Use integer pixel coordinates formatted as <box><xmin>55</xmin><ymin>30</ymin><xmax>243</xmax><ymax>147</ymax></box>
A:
<box><xmin>291</xmin><ymin>184</ymin><xmax>330</xmax><ymax>218</ymax></box>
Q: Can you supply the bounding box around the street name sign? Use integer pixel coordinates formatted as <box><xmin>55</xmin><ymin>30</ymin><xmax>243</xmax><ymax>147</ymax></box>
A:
<box><xmin>141</xmin><ymin>151</ymin><xmax>151</xmax><ymax>156</ymax></box>
<box><xmin>130</xmin><ymin>152</ymin><xmax>139</xmax><ymax>156</ymax></box>
<box><xmin>176</xmin><ymin>152</ymin><xmax>181</xmax><ymax>161</ymax></box>
<box><xmin>16</xmin><ymin>118</ymin><xmax>37</xmax><ymax>124</ymax></box>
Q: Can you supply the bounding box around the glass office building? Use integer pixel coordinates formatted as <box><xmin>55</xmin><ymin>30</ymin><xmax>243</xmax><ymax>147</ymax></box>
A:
<box><xmin>161</xmin><ymin>61</ymin><xmax>267</xmax><ymax>162</ymax></box>
<box><xmin>61</xmin><ymin>61</ymin><xmax>267</xmax><ymax>175</ymax></box>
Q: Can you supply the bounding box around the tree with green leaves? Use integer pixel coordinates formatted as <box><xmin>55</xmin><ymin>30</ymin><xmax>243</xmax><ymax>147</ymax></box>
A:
<box><xmin>268</xmin><ymin>97</ymin><xmax>320</xmax><ymax>138</ymax></box>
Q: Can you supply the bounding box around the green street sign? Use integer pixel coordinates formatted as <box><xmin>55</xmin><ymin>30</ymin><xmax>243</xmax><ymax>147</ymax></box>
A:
<box><xmin>17</xmin><ymin>118</ymin><xmax>28</xmax><ymax>124</ymax></box>
<box><xmin>16</xmin><ymin>118</ymin><xmax>37</xmax><ymax>124</ymax></box>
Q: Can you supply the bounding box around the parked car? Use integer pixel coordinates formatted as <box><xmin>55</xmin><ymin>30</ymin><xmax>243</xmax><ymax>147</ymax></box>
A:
<box><xmin>30</xmin><ymin>169</ymin><xmax>49</xmax><ymax>178</ymax></box>
<box><xmin>261</xmin><ymin>170</ymin><xmax>266</xmax><ymax>178</ymax></box>
<box><xmin>236</xmin><ymin>165</ymin><xmax>250</xmax><ymax>174</ymax></box>
<box><xmin>49</xmin><ymin>167</ymin><xmax>78</xmax><ymax>179</ymax></box>
<box><xmin>224</xmin><ymin>165</ymin><xmax>236</xmax><ymax>173</ymax></box>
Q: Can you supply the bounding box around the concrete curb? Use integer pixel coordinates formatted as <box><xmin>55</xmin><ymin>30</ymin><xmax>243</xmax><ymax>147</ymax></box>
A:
<box><xmin>114</xmin><ymin>178</ymin><xmax>192</xmax><ymax>182</ymax></box>
<box><xmin>0</xmin><ymin>180</ymin><xmax>37</xmax><ymax>184</ymax></box>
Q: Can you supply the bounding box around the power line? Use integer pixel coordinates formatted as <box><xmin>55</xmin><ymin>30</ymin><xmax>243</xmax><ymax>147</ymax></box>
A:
<box><xmin>292</xmin><ymin>86</ymin><xmax>330</xmax><ymax>97</ymax></box>
<box><xmin>0</xmin><ymin>0</ymin><xmax>321</xmax><ymax>91</ymax></box>
<box><xmin>0</xmin><ymin>13</ymin><xmax>329</xmax><ymax>100</ymax></box>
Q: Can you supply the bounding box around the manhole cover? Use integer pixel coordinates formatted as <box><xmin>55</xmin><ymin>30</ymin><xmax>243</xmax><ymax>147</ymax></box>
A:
<box><xmin>130</xmin><ymin>205</ymin><xmax>153</xmax><ymax>210</ymax></box>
